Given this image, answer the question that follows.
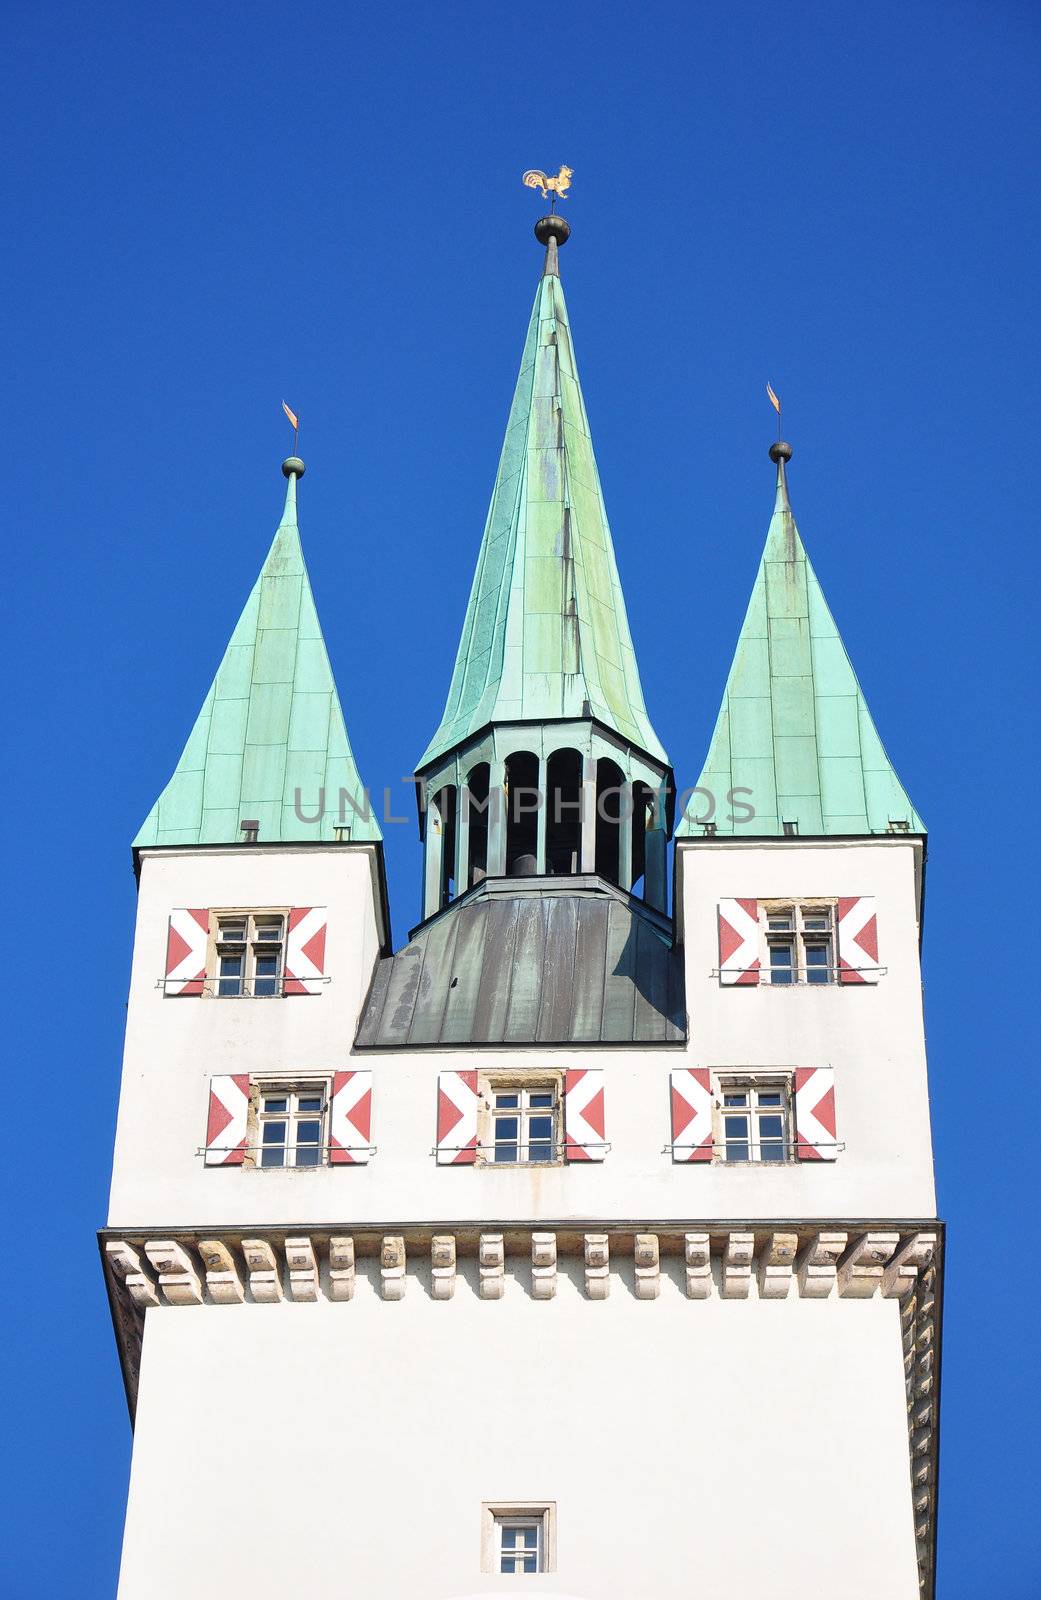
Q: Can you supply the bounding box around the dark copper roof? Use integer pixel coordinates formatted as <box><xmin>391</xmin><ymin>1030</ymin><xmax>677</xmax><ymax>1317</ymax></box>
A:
<box><xmin>355</xmin><ymin>877</ymin><xmax>686</xmax><ymax>1048</ymax></box>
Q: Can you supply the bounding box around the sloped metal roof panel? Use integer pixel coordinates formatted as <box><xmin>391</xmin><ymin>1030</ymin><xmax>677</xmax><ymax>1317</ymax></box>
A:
<box><xmin>355</xmin><ymin>881</ymin><xmax>686</xmax><ymax>1049</ymax></box>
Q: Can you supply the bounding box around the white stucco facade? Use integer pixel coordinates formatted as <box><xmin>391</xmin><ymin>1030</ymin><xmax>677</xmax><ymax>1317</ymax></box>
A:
<box><xmin>104</xmin><ymin>832</ymin><xmax>941</xmax><ymax>1598</ymax></box>
<box><xmin>117</xmin><ymin>1265</ymin><xmax>921</xmax><ymax>1600</ymax></box>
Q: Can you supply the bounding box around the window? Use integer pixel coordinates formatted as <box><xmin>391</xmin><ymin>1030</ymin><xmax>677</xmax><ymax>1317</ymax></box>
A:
<box><xmin>256</xmin><ymin>1084</ymin><xmax>328</xmax><ymax>1167</ymax></box>
<box><xmin>486</xmin><ymin>1081</ymin><xmax>561</xmax><ymax>1165</ymax></box>
<box><xmin>498</xmin><ymin>1519</ymin><xmax>542</xmax><ymax>1574</ymax></box>
<box><xmin>214</xmin><ymin>912</ymin><xmax>285</xmax><ymax>997</ymax></box>
<box><xmin>480</xmin><ymin>1503</ymin><xmax>555</xmax><ymax>1575</ymax></box>
<box><xmin>716</xmin><ymin>1076</ymin><xmax>792</xmax><ymax>1162</ymax></box>
<box><xmin>765</xmin><ymin>904</ymin><xmax>834</xmax><ymax>985</ymax></box>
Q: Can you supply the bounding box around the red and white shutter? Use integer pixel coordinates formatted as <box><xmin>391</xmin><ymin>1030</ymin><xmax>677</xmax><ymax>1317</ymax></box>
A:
<box><xmin>563</xmin><ymin>1068</ymin><xmax>606</xmax><ymax>1161</ymax></box>
<box><xmin>794</xmin><ymin>1067</ymin><xmax>838</xmax><ymax>1161</ymax></box>
<box><xmin>165</xmin><ymin>909</ymin><xmax>210</xmax><ymax>996</ymax></box>
<box><xmin>205</xmin><ymin>1074</ymin><xmax>250</xmax><ymax>1165</ymax></box>
<box><xmin>284</xmin><ymin>907</ymin><xmax>328</xmax><ymax>995</ymax></box>
<box><xmin>837</xmin><ymin>897</ymin><xmax>880</xmax><ymax>984</ymax></box>
<box><xmin>436</xmin><ymin>1070</ymin><xmax>480</xmax><ymax>1165</ymax></box>
<box><xmin>670</xmin><ymin>1068</ymin><xmax>714</xmax><ymax>1162</ymax></box>
<box><xmin>718</xmin><ymin>898</ymin><xmax>760</xmax><ymax>985</ymax></box>
<box><xmin>329</xmin><ymin>1070</ymin><xmax>372</xmax><ymax>1165</ymax></box>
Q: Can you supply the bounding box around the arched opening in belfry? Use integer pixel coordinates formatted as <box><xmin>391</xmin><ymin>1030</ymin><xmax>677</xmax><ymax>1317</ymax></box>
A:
<box><xmin>595</xmin><ymin>758</ymin><xmax>626</xmax><ymax>886</ymax></box>
<box><xmin>630</xmin><ymin>780</ymin><xmax>654</xmax><ymax>898</ymax></box>
<box><xmin>546</xmin><ymin>747</ymin><xmax>583</xmax><ymax>874</ymax></box>
<box><xmin>434</xmin><ymin>784</ymin><xmax>457</xmax><ymax>908</ymax></box>
<box><xmin>505</xmin><ymin>751</ymin><xmax>540</xmax><ymax>875</ymax></box>
<box><xmin>466</xmin><ymin>762</ymin><xmax>490</xmax><ymax>886</ymax></box>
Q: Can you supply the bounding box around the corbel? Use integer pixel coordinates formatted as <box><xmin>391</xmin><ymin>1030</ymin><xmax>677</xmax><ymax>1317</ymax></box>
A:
<box><xmin>242</xmin><ymin>1237</ymin><xmax>283</xmax><ymax>1303</ymax></box>
<box><xmin>197</xmin><ymin>1238</ymin><xmax>244</xmax><ymax>1304</ymax></box>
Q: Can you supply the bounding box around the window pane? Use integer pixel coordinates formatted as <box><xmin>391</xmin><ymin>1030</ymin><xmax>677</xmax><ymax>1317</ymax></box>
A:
<box><xmin>768</xmin><ymin>913</ymin><xmax>793</xmax><ymax>930</ymax></box>
<box><xmin>528</xmin><ymin>1116</ymin><xmax>553</xmax><ymax>1140</ymax></box>
<box><xmin>522</xmin><ymin>1557</ymin><xmax>537</xmax><ymax>1573</ymax></box>
<box><xmin>528</xmin><ymin>1142</ymin><xmax>553</xmax><ymax>1163</ymax></box>
<box><xmin>219</xmin><ymin>923</ymin><xmax>246</xmax><ymax>942</ymax></box>
<box><xmin>297</xmin><ymin>1120</ymin><xmax>320</xmax><ymax>1143</ymax></box>
<box><xmin>501</xmin><ymin>1530</ymin><xmax>519</xmax><ymax>1551</ymax></box>
<box><xmin>770</xmin><ymin>945</ymin><xmax>793</xmax><ymax>985</ymax></box>
<box><xmin>723</xmin><ymin>1092</ymin><xmax>748</xmax><ymax>1107</ymax></box>
<box><xmin>760</xmin><ymin>1140</ymin><xmax>785</xmax><ymax>1163</ymax></box>
<box><xmin>494</xmin><ymin>1116</ymin><xmax>518</xmax><ymax>1140</ymax></box>
<box><xmin>759</xmin><ymin>1115</ymin><xmax>784</xmax><ymax>1139</ymax></box>
<box><xmin>758</xmin><ymin>1092</ymin><xmax>782</xmax><ymax>1107</ymax></box>
<box><xmin>260</xmin><ymin>1147</ymin><xmax>284</xmax><ymax>1168</ymax></box>
<box><xmin>522</xmin><ymin>1529</ymin><xmax>538</xmax><ymax>1549</ymax></box>
<box><xmin>803</xmin><ymin>915</ymin><xmax>829</xmax><ymax>931</ymax></box>
<box><xmin>295</xmin><ymin>1144</ymin><xmax>321</xmax><ymax>1168</ymax></box>
<box><xmin>805</xmin><ymin>943</ymin><xmax>830</xmax><ymax>984</ymax></box>
<box><xmin>255</xmin><ymin>954</ymin><xmax>278</xmax><ymax>975</ymax></box>
<box><xmin>724</xmin><ymin>1115</ymin><xmax>749</xmax><ymax>1162</ymax></box>
<box><xmin>298</xmin><ymin>1095</ymin><xmax>323</xmax><ymax>1112</ymax></box>
<box><xmin>263</xmin><ymin>1097</ymin><xmax>288</xmax><ymax>1113</ymax></box>
<box><xmin>262</xmin><ymin>1122</ymin><xmax>287</xmax><ymax>1143</ymax></box>
<box><xmin>495</xmin><ymin>1093</ymin><xmax>519</xmax><ymax>1109</ymax></box>
<box><xmin>493</xmin><ymin>1144</ymin><xmax>518</xmax><ymax>1163</ymax></box>
<box><xmin>529</xmin><ymin>1093</ymin><xmax>553</xmax><ymax>1108</ymax></box>
<box><xmin>256</xmin><ymin>922</ymin><xmax>283</xmax><ymax>940</ymax></box>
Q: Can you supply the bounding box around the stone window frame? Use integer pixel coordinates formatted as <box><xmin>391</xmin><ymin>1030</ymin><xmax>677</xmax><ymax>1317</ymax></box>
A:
<box><xmin>712</xmin><ymin>1070</ymin><xmax>795</xmax><ymax>1164</ymax></box>
<box><xmin>480</xmin><ymin>1501</ymin><xmax>557</xmax><ymax>1575</ymax></box>
<box><xmin>242</xmin><ymin>1074</ymin><xmax>333</xmax><ymax>1170</ymax></box>
<box><xmin>206</xmin><ymin>907</ymin><xmax>289</xmax><ymax>999</ymax></box>
<box><xmin>475</xmin><ymin>1069</ymin><xmax>565</xmax><ymax>1169</ymax></box>
<box><xmin>760</xmin><ymin>898</ymin><xmax>836</xmax><ymax>985</ymax></box>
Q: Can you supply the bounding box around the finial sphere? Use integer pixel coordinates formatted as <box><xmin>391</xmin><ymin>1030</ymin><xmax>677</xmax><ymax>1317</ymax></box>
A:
<box><xmin>534</xmin><ymin>214</ymin><xmax>570</xmax><ymax>249</ymax></box>
<box><xmin>282</xmin><ymin>455</ymin><xmax>306</xmax><ymax>479</ymax></box>
<box><xmin>769</xmin><ymin>441</ymin><xmax>793</xmax><ymax>464</ymax></box>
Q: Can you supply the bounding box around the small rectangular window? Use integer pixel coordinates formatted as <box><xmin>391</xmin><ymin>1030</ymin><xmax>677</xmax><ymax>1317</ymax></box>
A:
<box><xmin>716</xmin><ymin>1076</ymin><xmax>793</xmax><ymax>1162</ymax></box>
<box><xmin>255</xmin><ymin>1084</ymin><xmax>329</xmax><ymax>1168</ymax></box>
<box><xmin>481</xmin><ymin>1503</ymin><xmax>555</xmax><ymax>1575</ymax></box>
<box><xmin>764</xmin><ymin>904</ymin><xmax>835</xmax><ymax>984</ymax></box>
<box><xmin>490</xmin><ymin>1083</ymin><xmax>560</xmax><ymax>1165</ymax></box>
<box><xmin>211</xmin><ymin>911</ymin><xmax>285</xmax><ymax>997</ymax></box>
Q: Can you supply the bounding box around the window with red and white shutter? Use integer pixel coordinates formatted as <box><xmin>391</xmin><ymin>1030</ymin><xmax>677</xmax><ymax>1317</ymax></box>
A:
<box><xmin>717</xmin><ymin>899</ymin><xmax>761</xmax><ymax>985</ymax></box>
<box><xmin>793</xmin><ymin>1067</ymin><xmax>839</xmax><ymax>1160</ymax></box>
<box><xmin>836</xmin><ymin>897</ymin><xmax>880</xmax><ymax>983</ymax></box>
<box><xmin>283</xmin><ymin>907</ymin><xmax>328</xmax><ymax>995</ymax></box>
<box><xmin>669</xmin><ymin>1068</ymin><xmax>714</xmax><ymax>1162</ymax></box>
<box><xmin>562</xmin><ymin>1069</ymin><xmax>606</xmax><ymax>1161</ymax></box>
<box><xmin>204</xmin><ymin>1074</ymin><xmax>250</xmax><ymax>1165</ymax></box>
<box><xmin>165</xmin><ymin>909</ymin><xmax>210</xmax><ymax>996</ymax></box>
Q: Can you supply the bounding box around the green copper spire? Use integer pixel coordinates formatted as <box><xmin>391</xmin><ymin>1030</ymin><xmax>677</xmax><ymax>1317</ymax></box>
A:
<box><xmin>134</xmin><ymin>460</ymin><xmax>381</xmax><ymax>849</ymax></box>
<box><xmin>418</xmin><ymin>220</ymin><xmax>668</xmax><ymax>771</ymax></box>
<box><xmin>680</xmin><ymin>443</ymin><xmax>924</xmax><ymax>838</ymax></box>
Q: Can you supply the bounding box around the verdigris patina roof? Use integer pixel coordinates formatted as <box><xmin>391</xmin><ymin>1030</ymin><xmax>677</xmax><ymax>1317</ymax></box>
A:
<box><xmin>135</xmin><ymin>462</ymin><xmax>380</xmax><ymax>850</ymax></box>
<box><xmin>418</xmin><ymin>233</ymin><xmax>668</xmax><ymax>772</ymax></box>
<box><xmin>679</xmin><ymin>446</ymin><xmax>924</xmax><ymax>838</ymax></box>
<box><xmin>355</xmin><ymin>877</ymin><xmax>686</xmax><ymax>1048</ymax></box>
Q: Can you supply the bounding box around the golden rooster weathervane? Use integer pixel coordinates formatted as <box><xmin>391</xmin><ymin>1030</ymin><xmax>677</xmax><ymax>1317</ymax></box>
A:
<box><xmin>522</xmin><ymin>164</ymin><xmax>574</xmax><ymax>208</ymax></box>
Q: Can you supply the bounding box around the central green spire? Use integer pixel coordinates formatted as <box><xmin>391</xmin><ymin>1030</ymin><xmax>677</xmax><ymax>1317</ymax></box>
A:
<box><xmin>418</xmin><ymin>222</ymin><xmax>667</xmax><ymax>771</ymax></box>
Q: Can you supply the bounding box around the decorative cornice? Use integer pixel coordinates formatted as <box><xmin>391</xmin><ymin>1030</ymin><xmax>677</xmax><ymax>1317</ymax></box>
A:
<box><xmin>101</xmin><ymin>1220</ymin><xmax>941</xmax><ymax>1596</ymax></box>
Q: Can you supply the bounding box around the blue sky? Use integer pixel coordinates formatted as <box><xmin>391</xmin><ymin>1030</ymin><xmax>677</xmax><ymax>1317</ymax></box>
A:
<box><xmin>2</xmin><ymin>2</ymin><xmax>1038</xmax><ymax>1593</ymax></box>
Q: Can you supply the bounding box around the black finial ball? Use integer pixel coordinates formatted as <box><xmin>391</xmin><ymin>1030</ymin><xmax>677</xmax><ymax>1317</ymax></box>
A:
<box><xmin>534</xmin><ymin>214</ymin><xmax>571</xmax><ymax>248</ymax></box>
<box><xmin>769</xmin><ymin>441</ymin><xmax>793</xmax><ymax>464</ymax></box>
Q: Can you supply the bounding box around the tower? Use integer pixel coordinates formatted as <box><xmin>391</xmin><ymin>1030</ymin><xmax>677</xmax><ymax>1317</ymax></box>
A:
<box><xmin>103</xmin><ymin>219</ymin><xmax>942</xmax><ymax>1599</ymax></box>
